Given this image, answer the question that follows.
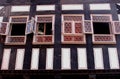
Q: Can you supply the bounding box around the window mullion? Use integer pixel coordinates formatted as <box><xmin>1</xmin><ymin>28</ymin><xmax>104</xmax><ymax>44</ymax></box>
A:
<box><xmin>72</xmin><ymin>21</ymin><xmax>75</xmax><ymax>34</ymax></box>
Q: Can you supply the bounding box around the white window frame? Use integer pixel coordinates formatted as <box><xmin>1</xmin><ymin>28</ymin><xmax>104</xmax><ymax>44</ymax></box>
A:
<box><xmin>91</xmin><ymin>14</ymin><xmax>116</xmax><ymax>44</ymax></box>
<box><xmin>61</xmin><ymin>14</ymin><xmax>86</xmax><ymax>44</ymax></box>
<box><xmin>5</xmin><ymin>16</ymin><xmax>29</xmax><ymax>45</ymax></box>
<box><xmin>33</xmin><ymin>15</ymin><xmax>55</xmax><ymax>44</ymax></box>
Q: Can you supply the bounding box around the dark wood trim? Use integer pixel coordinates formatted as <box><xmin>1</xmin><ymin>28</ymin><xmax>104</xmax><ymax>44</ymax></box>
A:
<box><xmin>53</xmin><ymin>2</ymin><xmax>62</xmax><ymax>70</ymax></box>
<box><xmin>102</xmin><ymin>46</ymin><xmax>110</xmax><ymax>69</ymax></box>
<box><xmin>8</xmin><ymin>47</ymin><xmax>17</xmax><ymax>69</ymax></box>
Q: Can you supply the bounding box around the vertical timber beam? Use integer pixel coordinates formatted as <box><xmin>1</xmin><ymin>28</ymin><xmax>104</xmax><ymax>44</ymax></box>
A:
<box><xmin>53</xmin><ymin>0</ymin><xmax>62</xmax><ymax>70</ymax></box>
<box><xmin>23</xmin><ymin>2</ymin><xmax>36</xmax><ymax>69</ymax></box>
<box><xmin>84</xmin><ymin>3</ymin><xmax>95</xmax><ymax>69</ymax></box>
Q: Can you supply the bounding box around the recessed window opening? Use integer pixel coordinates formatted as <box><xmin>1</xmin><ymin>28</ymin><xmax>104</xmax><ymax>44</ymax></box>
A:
<box><xmin>38</xmin><ymin>23</ymin><xmax>52</xmax><ymax>35</ymax></box>
<box><xmin>93</xmin><ymin>22</ymin><xmax>111</xmax><ymax>34</ymax></box>
<box><xmin>11</xmin><ymin>23</ymin><xmax>26</xmax><ymax>36</ymax></box>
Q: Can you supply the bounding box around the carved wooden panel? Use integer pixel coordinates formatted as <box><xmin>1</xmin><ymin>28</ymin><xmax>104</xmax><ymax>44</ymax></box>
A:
<box><xmin>63</xmin><ymin>34</ymin><xmax>85</xmax><ymax>44</ymax></box>
<box><xmin>75</xmin><ymin>22</ymin><xmax>82</xmax><ymax>33</ymax></box>
<box><xmin>74</xmin><ymin>35</ymin><xmax>83</xmax><ymax>41</ymax></box>
<box><xmin>34</xmin><ymin>35</ymin><xmax>53</xmax><ymax>44</ymax></box>
<box><xmin>92</xmin><ymin>15</ymin><xmax>111</xmax><ymax>22</ymax></box>
<box><xmin>37</xmin><ymin>16</ymin><xmax>52</xmax><ymax>22</ymax></box>
<box><xmin>6</xmin><ymin>36</ymin><xmax>26</xmax><ymax>45</ymax></box>
<box><xmin>11</xmin><ymin>17</ymin><xmax>28</xmax><ymax>23</ymax></box>
<box><xmin>93</xmin><ymin>34</ymin><xmax>116</xmax><ymax>44</ymax></box>
<box><xmin>0</xmin><ymin>22</ymin><xmax>8</xmax><ymax>35</ymax></box>
<box><xmin>113</xmin><ymin>21</ymin><xmax>120</xmax><ymax>34</ymax></box>
<box><xmin>64</xmin><ymin>22</ymin><xmax>72</xmax><ymax>33</ymax></box>
<box><xmin>84</xmin><ymin>20</ymin><xmax>93</xmax><ymax>33</ymax></box>
<box><xmin>64</xmin><ymin>35</ymin><xmax>73</xmax><ymax>41</ymax></box>
<box><xmin>64</xmin><ymin>16</ymin><xmax>82</xmax><ymax>21</ymax></box>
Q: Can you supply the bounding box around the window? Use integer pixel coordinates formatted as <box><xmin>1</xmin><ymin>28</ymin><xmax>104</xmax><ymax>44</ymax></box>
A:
<box><xmin>33</xmin><ymin>15</ymin><xmax>54</xmax><ymax>44</ymax></box>
<box><xmin>10</xmin><ymin>24</ymin><xmax>26</xmax><ymax>36</ymax></box>
<box><xmin>37</xmin><ymin>23</ymin><xmax>52</xmax><ymax>35</ymax></box>
<box><xmin>5</xmin><ymin>16</ymin><xmax>28</xmax><ymax>45</ymax></box>
<box><xmin>91</xmin><ymin>14</ymin><xmax>116</xmax><ymax>44</ymax></box>
<box><xmin>62</xmin><ymin>15</ymin><xmax>85</xmax><ymax>44</ymax></box>
<box><xmin>93</xmin><ymin>22</ymin><xmax>111</xmax><ymax>34</ymax></box>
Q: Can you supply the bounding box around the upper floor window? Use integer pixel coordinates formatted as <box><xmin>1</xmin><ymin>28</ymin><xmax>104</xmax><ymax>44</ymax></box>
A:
<box><xmin>93</xmin><ymin>22</ymin><xmax>112</xmax><ymax>34</ymax></box>
<box><xmin>33</xmin><ymin>15</ymin><xmax>54</xmax><ymax>44</ymax></box>
<box><xmin>37</xmin><ymin>23</ymin><xmax>52</xmax><ymax>35</ymax></box>
<box><xmin>62</xmin><ymin>15</ymin><xmax>86</xmax><ymax>44</ymax></box>
<box><xmin>91</xmin><ymin>14</ymin><xmax>116</xmax><ymax>44</ymax></box>
<box><xmin>5</xmin><ymin>16</ymin><xmax>28</xmax><ymax>45</ymax></box>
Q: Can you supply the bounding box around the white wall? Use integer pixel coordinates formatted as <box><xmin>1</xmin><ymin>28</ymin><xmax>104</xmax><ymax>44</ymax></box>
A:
<box><xmin>31</xmin><ymin>48</ymin><xmax>40</xmax><ymax>70</ymax></box>
<box><xmin>61</xmin><ymin>48</ymin><xmax>71</xmax><ymax>69</ymax></box>
<box><xmin>46</xmin><ymin>48</ymin><xmax>54</xmax><ymax>69</ymax></box>
<box><xmin>15</xmin><ymin>49</ymin><xmax>25</xmax><ymax>70</ymax></box>
<box><xmin>62</xmin><ymin>4</ymin><xmax>83</xmax><ymax>10</ymax></box>
<box><xmin>36</xmin><ymin>5</ymin><xmax>55</xmax><ymax>11</ymax></box>
<box><xmin>93</xmin><ymin>48</ymin><xmax>104</xmax><ymax>69</ymax></box>
<box><xmin>1</xmin><ymin>49</ymin><xmax>11</xmax><ymax>70</ymax></box>
<box><xmin>90</xmin><ymin>4</ymin><xmax>111</xmax><ymax>10</ymax></box>
<box><xmin>11</xmin><ymin>6</ymin><xmax>30</xmax><ymax>12</ymax></box>
<box><xmin>108</xmin><ymin>48</ymin><xmax>119</xmax><ymax>69</ymax></box>
<box><xmin>77</xmin><ymin>48</ymin><xmax>87</xmax><ymax>69</ymax></box>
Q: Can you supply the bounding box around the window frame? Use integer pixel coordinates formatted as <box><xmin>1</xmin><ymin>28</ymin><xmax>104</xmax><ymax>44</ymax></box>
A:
<box><xmin>5</xmin><ymin>16</ymin><xmax>29</xmax><ymax>45</ymax></box>
<box><xmin>33</xmin><ymin>15</ymin><xmax>55</xmax><ymax>44</ymax></box>
<box><xmin>91</xmin><ymin>14</ymin><xmax>116</xmax><ymax>44</ymax></box>
<box><xmin>62</xmin><ymin>14</ymin><xmax>86</xmax><ymax>44</ymax></box>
